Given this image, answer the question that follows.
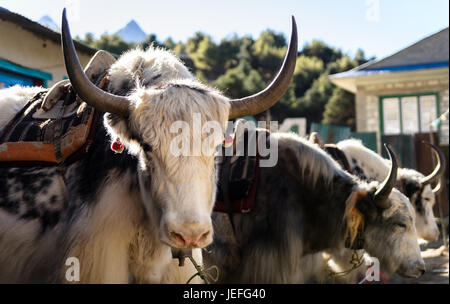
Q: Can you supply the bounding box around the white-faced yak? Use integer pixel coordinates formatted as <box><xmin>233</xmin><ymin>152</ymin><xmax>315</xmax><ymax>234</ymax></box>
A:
<box><xmin>0</xmin><ymin>10</ymin><xmax>298</xmax><ymax>283</ymax></box>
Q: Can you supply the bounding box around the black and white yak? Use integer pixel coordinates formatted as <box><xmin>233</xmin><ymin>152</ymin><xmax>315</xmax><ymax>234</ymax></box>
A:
<box><xmin>333</xmin><ymin>139</ymin><xmax>446</xmax><ymax>241</ymax></box>
<box><xmin>204</xmin><ymin>132</ymin><xmax>425</xmax><ymax>283</ymax></box>
<box><xmin>314</xmin><ymin>138</ymin><xmax>446</xmax><ymax>283</ymax></box>
<box><xmin>0</xmin><ymin>10</ymin><xmax>298</xmax><ymax>283</ymax></box>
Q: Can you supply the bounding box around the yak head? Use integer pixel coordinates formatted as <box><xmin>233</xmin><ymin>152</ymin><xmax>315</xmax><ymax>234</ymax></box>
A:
<box><xmin>399</xmin><ymin>142</ymin><xmax>445</xmax><ymax>242</ymax></box>
<box><xmin>352</xmin><ymin>144</ymin><xmax>425</xmax><ymax>278</ymax></box>
<box><xmin>61</xmin><ymin>9</ymin><xmax>297</xmax><ymax>249</ymax></box>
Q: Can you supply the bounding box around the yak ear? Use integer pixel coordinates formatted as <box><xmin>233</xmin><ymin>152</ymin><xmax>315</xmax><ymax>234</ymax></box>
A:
<box><xmin>354</xmin><ymin>191</ymin><xmax>379</xmax><ymax>220</ymax></box>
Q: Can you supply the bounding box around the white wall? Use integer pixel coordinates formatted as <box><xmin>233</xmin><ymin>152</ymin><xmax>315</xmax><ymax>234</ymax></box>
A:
<box><xmin>0</xmin><ymin>19</ymin><xmax>92</xmax><ymax>87</ymax></box>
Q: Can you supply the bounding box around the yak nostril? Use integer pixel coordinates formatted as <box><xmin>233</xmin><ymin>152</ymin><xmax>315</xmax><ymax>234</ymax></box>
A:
<box><xmin>419</xmin><ymin>269</ymin><xmax>426</xmax><ymax>276</ymax></box>
<box><xmin>169</xmin><ymin>231</ymin><xmax>186</xmax><ymax>246</ymax></box>
<box><xmin>197</xmin><ymin>230</ymin><xmax>211</xmax><ymax>243</ymax></box>
<box><xmin>169</xmin><ymin>229</ymin><xmax>210</xmax><ymax>247</ymax></box>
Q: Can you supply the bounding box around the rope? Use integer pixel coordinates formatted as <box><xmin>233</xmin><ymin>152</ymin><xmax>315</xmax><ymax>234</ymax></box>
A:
<box><xmin>326</xmin><ymin>250</ymin><xmax>365</xmax><ymax>280</ymax></box>
<box><xmin>185</xmin><ymin>255</ymin><xmax>219</xmax><ymax>284</ymax></box>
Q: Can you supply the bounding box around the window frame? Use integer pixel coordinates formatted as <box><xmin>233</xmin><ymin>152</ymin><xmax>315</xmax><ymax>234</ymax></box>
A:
<box><xmin>378</xmin><ymin>92</ymin><xmax>441</xmax><ymax>137</ymax></box>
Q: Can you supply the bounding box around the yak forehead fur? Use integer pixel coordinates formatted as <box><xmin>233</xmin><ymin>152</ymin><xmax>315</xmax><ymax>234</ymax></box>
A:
<box><xmin>104</xmin><ymin>47</ymin><xmax>230</xmax><ymax>164</ymax></box>
<box><xmin>108</xmin><ymin>48</ymin><xmax>193</xmax><ymax>91</ymax></box>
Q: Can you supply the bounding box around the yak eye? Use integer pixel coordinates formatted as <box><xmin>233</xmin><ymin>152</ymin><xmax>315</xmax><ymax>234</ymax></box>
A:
<box><xmin>396</xmin><ymin>223</ymin><xmax>407</xmax><ymax>229</ymax></box>
<box><xmin>142</xmin><ymin>143</ymin><xmax>152</xmax><ymax>153</ymax></box>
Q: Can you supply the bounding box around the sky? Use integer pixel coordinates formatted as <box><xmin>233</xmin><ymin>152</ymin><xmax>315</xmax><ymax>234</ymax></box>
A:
<box><xmin>1</xmin><ymin>0</ymin><xmax>449</xmax><ymax>60</ymax></box>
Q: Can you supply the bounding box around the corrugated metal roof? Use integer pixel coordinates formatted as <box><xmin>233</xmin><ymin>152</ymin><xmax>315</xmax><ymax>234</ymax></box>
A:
<box><xmin>330</xmin><ymin>27</ymin><xmax>449</xmax><ymax>80</ymax></box>
<box><xmin>0</xmin><ymin>6</ymin><xmax>96</xmax><ymax>55</ymax></box>
<box><xmin>361</xmin><ymin>27</ymin><xmax>449</xmax><ymax>70</ymax></box>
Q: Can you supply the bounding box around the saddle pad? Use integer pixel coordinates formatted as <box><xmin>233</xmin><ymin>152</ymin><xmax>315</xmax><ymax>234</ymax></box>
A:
<box><xmin>214</xmin><ymin>127</ymin><xmax>267</xmax><ymax>213</ymax></box>
<box><xmin>0</xmin><ymin>90</ymin><xmax>98</xmax><ymax>166</ymax></box>
<box><xmin>214</xmin><ymin>154</ymin><xmax>260</xmax><ymax>214</ymax></box>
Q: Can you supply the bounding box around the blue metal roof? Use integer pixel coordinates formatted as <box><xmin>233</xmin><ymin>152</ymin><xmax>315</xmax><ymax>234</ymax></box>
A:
<box><xmin>330</xmin><ymin>61</ymin><xmax>449</xmax><ymax>79</ymax></box>
<box><xmin>330</xmin><ymin>27</ymin><xmax>449</xmax><ymax>79</ymax></box>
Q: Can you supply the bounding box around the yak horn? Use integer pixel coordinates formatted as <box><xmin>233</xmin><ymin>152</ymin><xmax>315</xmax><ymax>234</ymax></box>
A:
<box><xmin>61</xmin><ymin>9</ymin><xmax>131</xmax><ymax>117</ymax></box>
<box><xmin>432</xmin><ymin>181</ymin><xmax>442</xmax><ymax>194</ymax></box>
<box><xmin>228</xmin><ymin>16</ymin><xmax>298</xmax><ymax>119</ymax></box>
<box><xmin>373</xmin><ymin>144</ymin><xmax>398</xmax><ymax>209</ymax></box>
<box><xmin>420</xmin><ymin>142</ymin><xmax>446</xmax><ymax>186</ymax></box>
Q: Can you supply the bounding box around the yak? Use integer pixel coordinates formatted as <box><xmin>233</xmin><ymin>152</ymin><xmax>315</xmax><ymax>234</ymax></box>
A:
<box><xmin>204</xmin><ymin>132</ymin><xmax>425</xmax><ymax>283</ymax></box>
<box><xmin>333</xmin><ymin>139</ymin><xmax>445</xmax><ymax>241</ymax></box>
<box><xmin>0</xmin><ymin>10</ymin><xmax>297</xmax><ymax>283</ymax></box>
<box><xmin>313</xmin><ymin>138</ymin><xmax>446</xmax><ymax>283</ymax></box>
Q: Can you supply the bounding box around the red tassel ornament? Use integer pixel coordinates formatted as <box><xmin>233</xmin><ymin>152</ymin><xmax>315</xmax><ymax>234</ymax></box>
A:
<box><xmin>111</xmin><ymin>137</ymin><xmax>124</xmax><ymax>153</ymax></box>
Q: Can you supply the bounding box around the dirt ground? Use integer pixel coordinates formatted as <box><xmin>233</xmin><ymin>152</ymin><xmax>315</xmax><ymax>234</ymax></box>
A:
<box><xmin>389</xmin><ymin>236</ymin><xmax>449</xmax><ymax>284</ymax></box>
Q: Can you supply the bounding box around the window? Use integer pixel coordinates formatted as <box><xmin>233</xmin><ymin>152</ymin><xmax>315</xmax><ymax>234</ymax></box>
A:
<box><xmin>419</xmin><ymin>95</ymin><xmax>438</xmax><ymax>132</ymax></box>
<box><xmin>383</xmin><ymin>97</ymin><xmax>401</xmax><ymax>134</ymax></box>
<box><xmin>380</xmin><ymin>93</ymin><xmax>439</xmax><ymax>135</ymax></box>
<box><xmin>401</xmin><ymin>96</ymin><xmax>419</xmax><ymax>134</ymax></box>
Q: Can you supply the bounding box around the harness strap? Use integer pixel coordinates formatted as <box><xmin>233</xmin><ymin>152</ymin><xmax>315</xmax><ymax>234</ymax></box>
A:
<box><xmin>220</xmin><ymin>154</ymin><xmax>237</xmax><ymax>236</ymax></box>
<box><xmin>53</xmin><ymin>88</ymin><xmax>75</xmax><ymax>166</ymax></box>
<box><xmin>53</xmin><ymin>89</ymin><xmax>76</xmax><ymax>200</ymax></box>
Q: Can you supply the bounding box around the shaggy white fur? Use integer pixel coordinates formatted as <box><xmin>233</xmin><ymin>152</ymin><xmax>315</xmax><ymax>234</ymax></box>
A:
<box><xmin>0</xmin><ymin>46</ymin><xmax>230</xmax><ymax>283</ymax></box>
<box><xmin>0</xmin><ymin>85</ymin><xmax>45</xmax><ymax>130</ymax></box>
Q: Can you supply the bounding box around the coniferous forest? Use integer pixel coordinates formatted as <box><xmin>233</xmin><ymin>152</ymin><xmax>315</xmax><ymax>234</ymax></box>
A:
<box><xmin>78</xmin><ymin>30</ymin><xmax>373</xmax><ymax>129</ymax></box>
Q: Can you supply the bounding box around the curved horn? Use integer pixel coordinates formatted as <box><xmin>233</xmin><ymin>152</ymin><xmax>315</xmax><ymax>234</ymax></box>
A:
<box><xmin>390</xmin><ymin>145</ymin><xmax>403</xmax><ymax>169</ymax></box>
<box><xmin>420</xmin><ymin>142</ymin><xmax>446</xmax><ymax>186</ymax></box>
<box><xmin>228</xmin><ymin>16</ymin><xmax>298</xmax><ymax>119</ymax></box>
<box><xmin>373</xmin><ymin>144</ymin><xmax>398</xmax><ymax>209</ymax></box>
<box><xmin>61</xmin><ymin>9</ymin><xmax>130</xmax><ymax>117</ymax></box>
<box><xmin>432</xmin><ymin>180</ymin><xmax>442</xmax><ymax>194</ymax></box>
